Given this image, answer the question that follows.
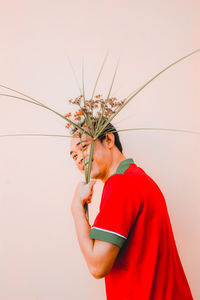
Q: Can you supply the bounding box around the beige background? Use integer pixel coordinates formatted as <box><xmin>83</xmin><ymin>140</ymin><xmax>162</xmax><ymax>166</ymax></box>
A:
<box><xmin>0</xmin><ymin>0</ymin><xmax>200</xmax><ymax>299</ymax></box>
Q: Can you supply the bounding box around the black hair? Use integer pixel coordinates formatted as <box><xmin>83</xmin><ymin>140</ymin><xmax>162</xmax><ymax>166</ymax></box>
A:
<box><xmin>70</xmin><ymin>119</ymin><xmax>123</xmax><ymax>153</ymax></box>
<box><xmin>97</xmin><ymin>122</ymin><xmax>123</xmax><ymax>153</ymax></box>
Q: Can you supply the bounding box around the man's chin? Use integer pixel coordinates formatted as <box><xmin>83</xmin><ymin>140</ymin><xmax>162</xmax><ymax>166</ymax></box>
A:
<box><xmin>90</xmin><ymin>173</ymin><xmax>97</xmax><ymax>179</ymax></box>
<box><xmin>90</xmin><ymin>170</ymin><xmax>99</xmax><ymax>180</ymax></box>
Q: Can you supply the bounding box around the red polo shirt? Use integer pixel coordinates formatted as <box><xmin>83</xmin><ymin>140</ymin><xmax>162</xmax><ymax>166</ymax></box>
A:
<box><xmin>89</xmin><ymin>158</ymin><xmax>193</xmax><ymax>300</ymax></box>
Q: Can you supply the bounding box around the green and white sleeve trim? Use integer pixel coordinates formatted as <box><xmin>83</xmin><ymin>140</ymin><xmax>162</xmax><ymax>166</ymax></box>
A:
<box><xmin>89</xmin><ymin>226</ymin><xmax>127</xmax><ymax>248</ymax></box>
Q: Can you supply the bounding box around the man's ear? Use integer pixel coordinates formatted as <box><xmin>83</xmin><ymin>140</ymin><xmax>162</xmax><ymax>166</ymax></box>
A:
<box><xmin>105</xmin><ymin>133</ymin><xmax>115</xmax><ymax>149</ymax></box>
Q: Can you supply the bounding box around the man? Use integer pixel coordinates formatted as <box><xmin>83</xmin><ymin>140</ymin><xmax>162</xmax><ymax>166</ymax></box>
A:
<box><xmin>70</xmin><ymin>122</ymin><xmax>193</xmax><ymax>300</ymax></box>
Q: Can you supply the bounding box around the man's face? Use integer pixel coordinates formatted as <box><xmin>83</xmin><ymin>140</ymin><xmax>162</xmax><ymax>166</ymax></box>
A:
<box><xmin>70</xmin><ymin>132</ymin><xmax>110</xmax><ymax>181</ymax></box>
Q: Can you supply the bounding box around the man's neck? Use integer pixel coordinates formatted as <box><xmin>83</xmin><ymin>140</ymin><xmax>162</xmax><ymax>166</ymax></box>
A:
<box><xmin>102</xmin><ymin>151</ymin><xmax>127</xmax><ymax>183</ymax></box>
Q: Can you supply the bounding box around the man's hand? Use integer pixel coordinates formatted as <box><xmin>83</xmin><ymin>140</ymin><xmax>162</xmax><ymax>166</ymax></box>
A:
<box><xmin>71</xmin><ymin>180</ymin><xmax>96</xmax><ymax>215</ymax></box>
<box><xmin>70</xmin><ymin>179</ymin><xmax>120</xmax><ymax>279</ymax></box>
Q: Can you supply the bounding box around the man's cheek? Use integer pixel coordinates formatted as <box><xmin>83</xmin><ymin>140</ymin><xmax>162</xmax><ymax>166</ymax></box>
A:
<box><xmin>91</xmin><ymin>163</ymin><xmax>98</xmax><ymax>176</ymax></box>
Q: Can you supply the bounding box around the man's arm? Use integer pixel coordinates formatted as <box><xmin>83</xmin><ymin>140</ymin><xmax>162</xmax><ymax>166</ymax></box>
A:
<box><xmin>71</xmin><ymin>181</ymin><xmax>120</xmax><ymax>279</ymax></box>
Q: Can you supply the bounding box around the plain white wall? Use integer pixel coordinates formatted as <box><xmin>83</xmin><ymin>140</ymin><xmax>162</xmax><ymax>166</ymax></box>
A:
<box><xmin>0</xmin><ymin>0</ymin><xmax>199</xmax><ymax>299</ymax></box>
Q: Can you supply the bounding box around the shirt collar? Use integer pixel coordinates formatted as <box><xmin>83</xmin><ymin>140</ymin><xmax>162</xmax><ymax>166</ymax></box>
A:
<box><xmin>115</xmin><ymin>158</ymin><xmax>134</xmax><ymax>175</ymax></box>
<box><xmin>106</xmin><ymin>158</ymin><xmax>135</xmax><ymax>182</ymax></box>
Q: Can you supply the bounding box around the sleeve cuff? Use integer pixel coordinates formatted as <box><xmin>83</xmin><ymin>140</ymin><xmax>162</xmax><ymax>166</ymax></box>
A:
<box><xmin>89</xmin><ymin>227</ymin><xmax>127</xmax><ymax>248</ymax></box>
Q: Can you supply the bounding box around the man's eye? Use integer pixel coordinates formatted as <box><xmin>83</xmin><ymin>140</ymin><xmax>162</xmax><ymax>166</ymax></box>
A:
<box><xmin>82</xmin><ymin>144</ymin><xmax>88</xmax><ymax>150</ymax></box>
<box><xmin>73</xmin><ymin>154</ymin><xmax>77</xmax><ymax>160</ymax></box>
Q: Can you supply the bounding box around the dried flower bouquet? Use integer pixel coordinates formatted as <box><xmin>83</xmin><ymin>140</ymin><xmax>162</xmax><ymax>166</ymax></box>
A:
<box><xmin>0</xmin><ymin>49</ymin><xmax>200</xmax><ymax>218</ymax></box>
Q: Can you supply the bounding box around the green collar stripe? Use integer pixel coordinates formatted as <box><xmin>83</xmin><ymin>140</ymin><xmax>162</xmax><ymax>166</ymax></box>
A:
<box><xmin>107</xmin><ymin>158</ymin><xmax>134</xmax><ymax>181</ymax></box>
<box><xmin>89</xmin><ymin>227</ymin><xmax>126</xmax><ymax>248</ymax></box>
<box><xmin>115</xmin><ymin>158</ymin><xmax>134</xmax><ymax>175</ymax></box>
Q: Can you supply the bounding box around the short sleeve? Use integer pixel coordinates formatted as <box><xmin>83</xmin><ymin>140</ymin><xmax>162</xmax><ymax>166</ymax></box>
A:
<box><xmin>89</xmin><ymin>174</ymin><xmax>141</xmax><ymax>248</ymax></box>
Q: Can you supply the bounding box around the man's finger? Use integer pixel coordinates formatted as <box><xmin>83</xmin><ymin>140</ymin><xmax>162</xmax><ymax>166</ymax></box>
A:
<box><xmin>89</xmin><ymin>180</ymin><xmax>96</xmax><ymax>192</ymax></box>
<box><xmin>79</xmin><ymin>180</ymin><xmax>96</xmax><ymax>200</ymax></box>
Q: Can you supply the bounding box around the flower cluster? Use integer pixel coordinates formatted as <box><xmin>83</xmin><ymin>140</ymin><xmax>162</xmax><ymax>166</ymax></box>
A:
<box><xmin>65</xmin><ymin>94</ymin><xmax>125</xmax><ymax>131</ymax></box>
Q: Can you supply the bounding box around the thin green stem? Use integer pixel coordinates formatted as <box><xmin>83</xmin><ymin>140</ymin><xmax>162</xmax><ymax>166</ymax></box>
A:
<box><xmin>82</xmin><ymin>61</ymin><xmax>94</xmax><ymax>136</ymax></box>
<box><xmin>0</xmin><ymin>84</ymin><xmax>46</xmax><ymax>107</ymax></box>
<box><xmin>0</xmin><ymin>93</ymin><xmax>44</xmax><ymax>107</ymax></box>
<box><xmin>95</xmin><ymin>48</ymin><xmax>200</xmax><ymax>139</ymax></box>
<box><xmin>91</xmin><ymin>51</ymin><xmax>109</xmax><ymax>100</ymax></box>
<box><xmin>86</xmin><ymin>138</ymin><xmax>94</xmax><ymax>183</ymax></box>
<box><xmin>95</xmin><ymin>58</ymin><xmax>120</xmax><ymax>135</ymax></box>
<box><xmin>1</xmin><ymin>127</ymin><xmax>199</xmax><ymax>141</ymax></box>
<box><xmin>83</xmin><ymin>138</ymin><xmax>94</xmax><ymax>220</ymax></box>
<box><xmin>67</xmin><ymin>56</ymin><xmax>82</xmax><ymax>94</ymax></box>
<box><xmin>0</xmin><ymin>93</ymin><xmax>91</xmax><ymax>138</ymax></box>
<box><xmin>0</xmin><ymin>133</ymin><xmax>73</xmax><ymax>138</ymax></box>
<box><xmin>97</xmin><ymin>127</ymin><xmax>200</xmax><ymax>140</ymax></box>
<box><xmin>80</xmin><ymin>135</ymin><xmax>87</xmax><ymax>182</ymax></box>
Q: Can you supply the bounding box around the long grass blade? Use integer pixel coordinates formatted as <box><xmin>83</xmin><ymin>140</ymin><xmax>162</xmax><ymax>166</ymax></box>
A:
<box><xmin>97</xmin><ymin>127</ymin><xmax>200</xmax><ymax>139</ymax></box>
<box><xmin>91</xmin><ymin>51</ymin><xmax>109</xmax><ymax>100</ymax></box>
<box><xmin>0</xmin><ymin>84</ymin><xmax>46</xmax><ymax>107</ymax></box>
<box><xmin>82</xmin><ymin>59</ymin><xmax>94</xmax><ymax>135</ymax></box>
<box><xmin>0</xmin><ymin>93</ymin><xmax>44</xmax><ymax>107</ymax></box>
<box><xmin>84</xmin><ymin>138</ymin><xmax>95</xmax><ymax>219</ymax></box>
<box><xmin>0</xmin><ymin>93</ymin><xmax>91</xmax><ymax>138</ymax></box>
<box><xmin>0</xmin><ymin>133</ymin><xmax>73</xmax><ymax>138</ymax></box>
<box><xmin>80</xmin><ymin>135</ymin><xmax>87</xmax><ymax>182</ymax></box>
<box><xmin>86</xmin><ymin>138</ymin><xmax>94</xmax><ymax>183</ymax></box>
<box><xmin>80</xmin><ymin>135</ymin><xmax>89</xmax><ymax>220</ymax></box>
<box><xmin>67</xmin><ymin>56</ymin><xmax>82</xmax><ymax>94</ymax></box>
<box><xmin>95</xmin><ymin>57</ymin><xmax>120</xmax><ymax>135</ymax></box>
<box><xmin>82</xmin><ymin>59</ymin><xmax>86</xmax><ymax>105</ymax></box>
<box><xmin>95</xmin><ymin>48</ymin><xmax>200</xmax><ymax>139</ymax></box>
<box><xmin>106</xmin><ymin>57</ymin><xmax>120</xmax><ymax>100</ymax></box>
